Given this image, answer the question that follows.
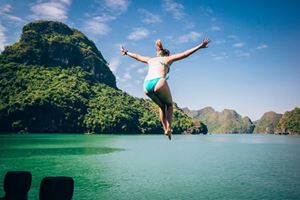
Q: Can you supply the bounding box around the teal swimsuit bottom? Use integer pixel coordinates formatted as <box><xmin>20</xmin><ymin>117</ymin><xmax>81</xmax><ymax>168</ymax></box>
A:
<box><xmin>144</xmin><ymin>73</ymin><xmax>169</xmax><ymax>93</ymax></box>
<box><xmin>144</xmin><ymin>77</ymin><xmax>161</xmax><ymax>93</ymax></box>
<box><xmin>144</xmin><ymin>58</ymin><xmax>170</xmax><ymax>93</ymax></box>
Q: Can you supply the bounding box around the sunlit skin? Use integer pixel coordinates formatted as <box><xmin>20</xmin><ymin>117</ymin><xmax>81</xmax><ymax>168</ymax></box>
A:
<box><xmin>120</xmin><ymin>38</ymin><xmax>210</xmax><ymax>139</ymax></box>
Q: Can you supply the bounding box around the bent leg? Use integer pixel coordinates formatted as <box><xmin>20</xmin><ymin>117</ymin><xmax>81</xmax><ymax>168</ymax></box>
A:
<box><xmin>166</xmin><ymin>104</ymin><xmax>173</xmax><ymax>132</ymax></box>
<box><xmin>144</xmin><ymin>90</ymin><xmax>168</xmax><ymax>132</ymax></box>
<box><xmin>159</xmin><ymin>106</ymin><xmax>167</xmax><ymax>132</ymax></box>
<box><xmin>153</xmin><ymin>79</ymin><xmax>173</xmax><ymax>105</ymax></box>
<box><xmin>153</xmin><ymin>79</ymin><xmax>173</xmax><ymax>134</ymax></box>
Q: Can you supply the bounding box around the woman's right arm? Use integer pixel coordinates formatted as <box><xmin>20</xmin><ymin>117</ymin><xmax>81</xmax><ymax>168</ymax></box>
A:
<box><xmin>120</xmin><ymin>46</ymin><xmax>150</xmax><ymax>64</ymax></box>
<box><xmin>167</xmin><ymin>38</ymin><xmax>210</xmax><ymax>63</ymax></box>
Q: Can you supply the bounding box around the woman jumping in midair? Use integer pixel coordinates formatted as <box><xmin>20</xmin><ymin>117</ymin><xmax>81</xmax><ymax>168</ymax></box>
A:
<box><xmin>120</xmin><ymin>38</ymin><xmax>210</xmax><ymax>140</ymax></box>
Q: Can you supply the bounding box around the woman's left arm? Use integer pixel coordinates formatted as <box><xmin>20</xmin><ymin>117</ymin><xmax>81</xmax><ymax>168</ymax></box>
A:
<box><xmin>167</xmin><ymin>38</ymin><xmax>210</xmax><ymax>64</ymax></box>
<box><xmin>120</xmin><ymin>46</ymin><xmax>150</xmax><ymax>64</ymax></box>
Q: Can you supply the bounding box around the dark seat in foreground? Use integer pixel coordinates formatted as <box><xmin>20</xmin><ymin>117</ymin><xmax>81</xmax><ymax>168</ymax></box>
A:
<box><xmin>0</xmin><ymin>171</ymin><xmax>32</xmax><ymax>200</ymax></box>
<box><xmin>39</xmin><ymin>176</ymin><xmax>74</xmax><ymax>200</ymax></box>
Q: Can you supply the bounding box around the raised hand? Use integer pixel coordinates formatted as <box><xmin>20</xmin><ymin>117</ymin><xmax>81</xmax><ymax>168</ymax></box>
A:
<box><xmin>120</xmin><ymin>46</ymin><xmax>128</xmax><ymax>56</ymax></box>
<box><xmin>200</xmin><ymin>38</ymin><xmax>210</xmax><ymax>48</ymax></box>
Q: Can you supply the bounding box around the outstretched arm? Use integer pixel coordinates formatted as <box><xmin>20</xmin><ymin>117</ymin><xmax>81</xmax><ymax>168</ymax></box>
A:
<box><xmin>167</xmin><ymin>38</ymin><xmax>210</xmax><ymax>63</ymax></box>
<box><xmin>120</xmin><ymin>46</ymin><xmax>150</xmax><ymax>64</ymax></box>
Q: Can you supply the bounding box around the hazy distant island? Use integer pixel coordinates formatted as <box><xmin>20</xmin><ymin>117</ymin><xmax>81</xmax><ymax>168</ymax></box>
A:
<box><xmin>183</xmin><ymin>107</ymin><xmax>254</xmax><ymax>134</ymax></box>
<box><xmin>0</xmin><ymin>20</ymin><xmax>299</xmax><ymax>135</ymax></box>
<box><xmin>183</xmin><ymin>107</ymin><xmax>300</xmax><ymax>135</ymax></box>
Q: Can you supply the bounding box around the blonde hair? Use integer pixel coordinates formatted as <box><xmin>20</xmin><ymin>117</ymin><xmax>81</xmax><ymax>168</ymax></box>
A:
<box><xmin>155</xmin><ymin>39</ymin><xmax>163</xmax><ymax>51</ymax></box>
<box><xmin>155</xmin><ymin>39</ymin><xmax>170</xmax><ymax>56</ymax></box>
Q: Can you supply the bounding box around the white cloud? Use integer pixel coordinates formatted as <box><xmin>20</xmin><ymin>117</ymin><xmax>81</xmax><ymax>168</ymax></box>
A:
<box><xmin>233</xmin><ymin>42</ymin><xmax>245</xmax><ymax>48</ymax></box>
<box><xmin>215</xmin><ymin>40</ymin><xmax>226</xmax><ymax>44</ymax></box>
<box><xmin>256</xmin><ymin>44</ymin><xmax>268</xmax><ymax>50</ymax></box>
<box><xmin>123</xmin><ymin>83</ymin><xmax>133</xmax><ymax>88</ymax></box>
<box><xmin>117</xmin><ymin>72</ymin><xmax>132</xmax><ymax>83</ymax></box>
<box><xmin>103</xmin><ymin>0</ymin><xmax>130</xmax><ymax>14</ymax></box>
<box><xmin>83</xmin><ymin>0</ymin><xmax>127</xmax><ymax>37</ymax></box>
<box><xmin>117</xmin><ymin>72</ymin><xmax>131</xmax><ymax>83</ymax></box>
<box><xmin>60</xmin><ymin>0</ymin><xmax>72</xmax><ymax>6</ymax></box>
<box><xmin>178</xmin><ymin>31</ymin><xmax>202</xmax><ymax>43</ymax></box>
<box><xmin>162</xmin><ymin>0</ymin><xmax>185</xmax><ymax>20</ymax></box>
<box><xmin>83</xmin><ymin>0</ymin><xmax>128</xmax><ymax>37</ymax></box>
<box><xmin>239</xmin><ymin>52</ymin><xmax>250</xmax><ymax>57</ymax></box>
<box><xmin>0</xmin><ymin>24</ymin><xmax>7</xmax><ymax>52</ymax></box>
<box><xmin>93</xmin><ymin>14</ymin><xmax>116</xmax><ymax>23</ymax></box>
<box><xmin>128</xmin><ymin>27</ymin><xmax>150</xmax><ymax>40</ymax></box>
<box><xmin>30</xmin><ymin>0</ymin><xmax>72</xmax><ymax>21</ymax></box>
<box><xmin>6</xmin><ymin>15</ymin><xmax>24</xmax><ymax>23</ymax></box>
<box><xmin>108</xmin><ymin>56</ymin><xmax>120</xmax><ymax>73</ymax></box>
<box><xmin>134</xmin><ymin>80</ymin><xmax>142</xmax><ymax>84</ymax></box>
<box><xmin>84</xmin><ymin>20</ymin><xmax>111</xmax><ymax>36</ymax></box>
<box><xmin>138</xmin><ymin>9</ymin><xmax>162</xmax><ymax>24</ymax></box>
<box><xmin>211</xmin><ymin>52</ymin><xmax>228</xmax><ymax>61</ymax></box>
<box><xmin>83</xmin><ymin>14</ymin><xmax>117</xmax><ymax>36</ymax></box>
<box><xmin>199</xmin><ymin>6</ymin><xmax>213</xmax><ymax>17</ymax></box>
<box><xmin>0</xmin><ymin>4</ymin><xmax>25</xmax><ymax>23</ymax></box>
<box><xmin>165</xmin><ymin>35</ymin><xmax>174</xmax><ymax>41</ymax></box>
<box><xmin>0</xmin><ymin>4</ymin><xmax>12</xmax><ymax>14</ymax></box>
<box><xmin>228</xmin><ymin>34</ymin><xmax>239</xmax><ymax>40</ymax></box>
<box><xmin>205</xmin><ymin>7</ymin><xmax>213</xmax><ymax>14</ymax></box>
<box><xmin>234</xmin><ymin>50</ymin><xmax>250</xmax><ymax>57</ymax></box>
<box><xmin>114</xmin><ymin>42</ymin><xmax>125</xmax><ymax>48</ymax></box>
<box><xmin>213</xmin><ymin>55</ymin><xmax>228</xmax><ymax>61</ymax></box>
<box><xmin>137</xmin><ymin>68</ymin><xmax>146</xmax><ymax>74</ymax></box>
<box><xmin>210</xmin><ymin>25</ymin><xmax>221</xmax><ymax>31</ymax></box>
<box><xmin>123</xmin><ymin>72</ymin><xmax>131</xmax><ymax>79</ymax></box>
<box><xmin>125</xmin><ymin>63</ymin><xmax>140</xmax><ymax>71</ymax></box>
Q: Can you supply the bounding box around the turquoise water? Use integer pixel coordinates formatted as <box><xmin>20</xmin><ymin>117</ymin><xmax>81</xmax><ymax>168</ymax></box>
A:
<box><xmin>0</xmin><ymin>134</ymin><xmax>300</xmax><ymax>200</ymax></box>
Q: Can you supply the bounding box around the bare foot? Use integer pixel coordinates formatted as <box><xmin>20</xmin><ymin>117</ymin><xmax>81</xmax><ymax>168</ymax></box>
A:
<box><xmin>165</xmin><ymin>129</ymin><xmax>172</xmax><ymax>140</ymax></box>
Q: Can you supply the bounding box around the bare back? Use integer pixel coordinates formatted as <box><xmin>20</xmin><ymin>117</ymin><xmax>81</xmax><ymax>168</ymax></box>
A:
<box><xmin>145</xmin><ymin>57</ymin><xmax>171</xmax><ymax>80</ymax></box>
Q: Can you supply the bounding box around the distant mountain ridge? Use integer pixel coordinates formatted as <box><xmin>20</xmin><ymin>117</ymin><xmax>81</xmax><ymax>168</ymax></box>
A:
<box><xmin>183</xmin><ymin>107</ymin><xmax>300</xmax><ymax>134</ymax></box>
<box><xmin>183</xmin><ymin>107</ymin><xmax>254</xmax><ymax>133</ymax></box>
<box><xmin>276</xmin><ymin>107</ymin><xmax>300</xmax><ymax>135</ymax></box>
<box><xmin>253</xmin><ymin>111</ymin><xmax>282</xmax><ymax>133</ymax></box>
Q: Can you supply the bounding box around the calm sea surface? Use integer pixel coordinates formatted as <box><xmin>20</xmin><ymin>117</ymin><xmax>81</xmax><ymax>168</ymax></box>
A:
<box><xmin>0</xmin><ymin>134</ymin><xmax>299</xmax><ymax>200</ymax></box>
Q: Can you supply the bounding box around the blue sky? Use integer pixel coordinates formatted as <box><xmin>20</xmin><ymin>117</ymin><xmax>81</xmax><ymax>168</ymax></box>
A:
<box><xmin>0</xmin><ymin>0</ymin><xmax>300</xmax><ymax>120</ymax></box>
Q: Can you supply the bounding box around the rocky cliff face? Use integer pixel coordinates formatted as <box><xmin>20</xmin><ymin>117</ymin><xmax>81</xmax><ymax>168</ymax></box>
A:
<box><xmin>184</xmin><ymin>106</ymin><xmax>300</xmax><ymax>135</ymax></box>
<box><xmin>254</xmin><ymin>111</ymin><xmax>282</xmax><ymax>134</ymax></box>
<box><xmin>0</xmin><ymin>20</ymin><xmax>116</xmax><ymax>88</ymax></box>
<box><xmin>183</xmin><ymin>107</ymin><xmax>254</xmax><ymax>133</ymax></box>
<box><xmin>276</xmin><ymin>107</ymin><xmax>300</xmax><ymax>135</ymax></box>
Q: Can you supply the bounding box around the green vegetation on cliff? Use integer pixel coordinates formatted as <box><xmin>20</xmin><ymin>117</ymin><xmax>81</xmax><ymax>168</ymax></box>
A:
<box><xmin>0</xmin><ymin>20</ymin><xmax>194</xmax><ymax>134</ymax></box>
<box><xmin>183</xmin><ymin>107</ymin><xmax>254</xmax><ymax>133</ymax></box>
<box><xmin>254</xmin><ymin>112</ymin><xmax>282</xmax><ymax>134</ymax></box>
<box><xmin>0</xmin><ymin>20</ymin><xmax>116</xmax><ymax>87</ymax></box>
<box><xmin>184</xmin><ymin>106</ymin><xmax>300</xmax><ymax>134</ymax></box>
<box><xmin>276</xmin><ymin>107</ymin><xmax>300</xmax><ymax>135</ymax></box>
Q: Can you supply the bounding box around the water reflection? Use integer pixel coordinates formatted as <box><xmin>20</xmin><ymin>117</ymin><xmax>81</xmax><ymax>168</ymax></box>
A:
<box><xmin>0</xmin><ymin>147</ymin><xmax>124</xmax><ymax>158</ymax></box>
